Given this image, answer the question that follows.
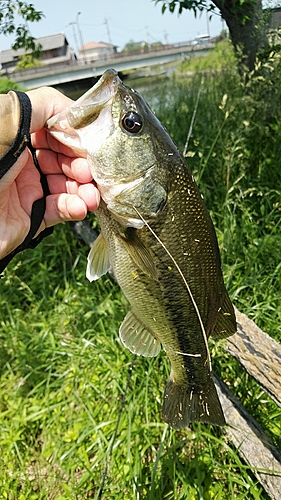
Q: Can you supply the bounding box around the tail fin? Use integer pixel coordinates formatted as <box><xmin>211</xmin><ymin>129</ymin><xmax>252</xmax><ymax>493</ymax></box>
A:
<box><xmin>162</xmin><ymin>377</ymin><xmax>225</xmax><ymax>429</ymax></box>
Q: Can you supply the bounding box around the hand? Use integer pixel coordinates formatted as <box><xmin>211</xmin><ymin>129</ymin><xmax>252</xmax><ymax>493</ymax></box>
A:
<box><xmin>0</xmin><ymin>87</ymin><xmax>100</xmax><ymax>260</ymax></box>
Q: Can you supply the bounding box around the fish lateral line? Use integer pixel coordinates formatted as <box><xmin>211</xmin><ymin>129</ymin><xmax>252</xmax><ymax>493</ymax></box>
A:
<box><xmin>132</xmin><ymin>205</ymin><xmax>212</xmax><ymax>374</ymax></box>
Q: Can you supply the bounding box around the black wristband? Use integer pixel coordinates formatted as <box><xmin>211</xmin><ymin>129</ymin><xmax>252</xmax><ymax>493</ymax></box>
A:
<box><xmin>0</xmin><ymin>91</ymin><xmax>31</xmax><ymax>180</ymax></box>
<box><xmin>0</xmin><ymin>91</ymin><xmax>53</xmax><ymax>275</ymax></box>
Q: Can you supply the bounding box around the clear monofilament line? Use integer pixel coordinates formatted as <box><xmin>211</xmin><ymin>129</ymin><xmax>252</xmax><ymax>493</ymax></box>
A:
<box><xmin>132</xmin><ymin>205</ymin><xmax>212</xmax><ymax>373</ymax></box>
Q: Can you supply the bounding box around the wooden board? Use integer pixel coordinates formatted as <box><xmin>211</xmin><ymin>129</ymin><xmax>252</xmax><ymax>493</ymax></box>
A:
<box><xmin>225</xmin><ymin>308</ymin><xmax>281</xmax><ymax>408</ymax></box>
<box><xmin>215</xmin><ymin>376</ymin><xmax>281</xmax><ymax>500</ymax></box>
<box><xmin>215</xmin><ymin>308</ymin><xmax>281</xmax><ymax>499</ymax></box>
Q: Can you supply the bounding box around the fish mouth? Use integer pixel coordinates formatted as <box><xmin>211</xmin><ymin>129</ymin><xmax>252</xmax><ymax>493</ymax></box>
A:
<box><xmin>46</xmin><ymin>68</ymin><xmax>121</xmax><ymax>133</ymax></box>
<box><xmin>66</xmin><ymin>69</ymin><xmax>121</xmax><ymax>129</ymax></box>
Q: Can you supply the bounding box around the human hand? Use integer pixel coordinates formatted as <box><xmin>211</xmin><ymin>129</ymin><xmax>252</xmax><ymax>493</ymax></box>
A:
<box><xmin>0</xmin><ymin>87</ymin><xmax>100</xmax><ymax>260</ymax></box>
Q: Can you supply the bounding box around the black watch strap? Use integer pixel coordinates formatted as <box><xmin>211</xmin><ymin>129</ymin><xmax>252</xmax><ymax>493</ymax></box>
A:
<box><xmin>0</xmin><ymin>91</ymin><xmax>53</xmax><ymax>275</ymax></box>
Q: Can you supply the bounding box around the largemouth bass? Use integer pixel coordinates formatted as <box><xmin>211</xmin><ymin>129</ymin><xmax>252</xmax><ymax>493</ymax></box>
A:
<box><xmin>47</xmin><ymin>69</ymin><xmax>236</xmax><ymax>428</ymax></box>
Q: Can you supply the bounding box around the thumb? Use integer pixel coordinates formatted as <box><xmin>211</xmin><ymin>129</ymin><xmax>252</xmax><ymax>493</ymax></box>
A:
<box><xmin>26</xmin><ymin>87</ymin><xmax>73</xmax><ymax>133</ymax></box>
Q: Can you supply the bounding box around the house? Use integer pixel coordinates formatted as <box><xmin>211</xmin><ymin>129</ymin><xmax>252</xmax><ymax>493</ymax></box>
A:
<box><xmin>78</xmin><ymin>42</ymin><xmax>117</xmax><ymax>62</ymax></box>
<box><xmin>0</xmin><ymin>33</ymin><xmax>76</xmax><ymax>74</ymax></box>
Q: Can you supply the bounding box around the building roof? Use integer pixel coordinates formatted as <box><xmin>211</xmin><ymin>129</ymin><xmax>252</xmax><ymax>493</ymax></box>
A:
<box><xmin>79</xmin><ymin>41</ymin><xmax>116</xmax><ymax>51</ymax></box>
<box><xmin>0</xmin><ymin>33</ymin><xmax>68</xmax><ymax>64</ymax></box>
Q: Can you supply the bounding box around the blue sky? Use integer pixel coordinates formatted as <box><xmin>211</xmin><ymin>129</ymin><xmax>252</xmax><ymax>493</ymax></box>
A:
<box><xmin>0</xmin><ymin>0</ymin><xmax>225</xmax><ymax>53</ymax></box>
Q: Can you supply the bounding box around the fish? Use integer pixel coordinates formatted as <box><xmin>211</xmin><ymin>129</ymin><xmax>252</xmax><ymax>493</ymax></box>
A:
<box><xmin>46</xmin><ymin>69</ymin><xmax>237</xmax><ymax>429</ymax></box>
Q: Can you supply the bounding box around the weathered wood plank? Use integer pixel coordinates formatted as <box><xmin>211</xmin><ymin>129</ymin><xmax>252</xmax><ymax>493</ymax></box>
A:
<box><xmin>225</xmin><ymin>309</ymin><xmax>281</xmax><ymax>408</ymax></box>
<box><xmin>215</xmin><ymin>375</ymin><xmax>281</xmax><ymax>500</ymax></box>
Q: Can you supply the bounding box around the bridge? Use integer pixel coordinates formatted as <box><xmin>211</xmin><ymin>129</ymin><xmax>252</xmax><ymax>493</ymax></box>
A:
<box><xmin>9</xmin><ymin>43</ymin><xmax>214</xmax><ymax>91</ymax></box>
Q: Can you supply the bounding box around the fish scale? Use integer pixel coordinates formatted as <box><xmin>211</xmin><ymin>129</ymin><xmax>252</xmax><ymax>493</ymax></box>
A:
<box><xmin>47</xmin><ymin>68</ymin><xmax>237</xmax><ymax>429</ymax></box>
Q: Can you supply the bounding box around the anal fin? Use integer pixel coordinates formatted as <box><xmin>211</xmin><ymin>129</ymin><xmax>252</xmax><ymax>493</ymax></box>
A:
<box><xmin>119</xmin><ymin>310</ymin><xmax>161</xmax><ymax>357</ymax></box>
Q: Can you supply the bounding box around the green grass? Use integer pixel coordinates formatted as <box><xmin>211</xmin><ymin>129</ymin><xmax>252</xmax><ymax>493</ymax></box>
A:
<box><xmin>1</xmin><ymin>229</ymin><xmax>269</xmax><ymax>499</ymax></box>
<box><xmin>179</xmin><ymin>40</ymin><xmax>236</xmax><ymax>73</ymax></box>
<box><xmin>1</xmin><ymin>47</ymin><xmax>281</xmax><ymax>498</ymax></box>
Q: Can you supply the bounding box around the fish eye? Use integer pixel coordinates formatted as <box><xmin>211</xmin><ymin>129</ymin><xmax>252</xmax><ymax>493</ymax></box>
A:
<box><xmin>121</xmin><ymin>111</ymin><xmax>143</xmax><ymax>134</ymax></box>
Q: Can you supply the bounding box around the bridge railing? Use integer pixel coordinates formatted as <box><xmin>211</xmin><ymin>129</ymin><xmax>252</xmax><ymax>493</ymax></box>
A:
<box><xmin>0</xmin><ymin>41</ymin><xmax>215</xmax><ymax>79</ymax></box>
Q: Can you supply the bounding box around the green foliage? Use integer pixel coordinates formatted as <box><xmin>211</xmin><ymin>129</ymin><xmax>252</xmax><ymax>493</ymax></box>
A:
<box><xmin>155</xmin><ymin>0</ymin><xmax>270</xmax><ymax>72</ymax></box>
<box><xmin>181</xmin><ymin>40</ymin><xmax>236</xmax><ymax>71</ymax></box>
<box><xmin>155</xmin><ymin>0</ymin><xmax>257</xmax><ymax>17</ymax></box>
<box><xmin>122</xmin><ymin>40</ymin><xmax>164</xmax><ymax>53</ymax></box>
<box><xmin>156</xmin><ymin>0</ymin><xmax>213</xmax><ymax>16</ymax></box>
<box><xmin>122</xmin><ymin>40</ymin><xmax>146</xmax><ymax>52</ymax></box>
<box><xmin>0</xmin><ymin>225</ymin><xmax>271</xmax><ymax>498</ymax></box>
<box><xmin>15</xmin><ymin>54</ymin><xmax>43</xmax><ymax>70</ymax></box>
<box><xmin>1</xmin><ymin>49</ymin><xmax>281</xmax><ymax>497</ymax></box>
<box><xmin>140</xmin><ymin>49</ymin><xmax>281</xmax><ymax>344</ymax></box>
<box><xmin>0</xmin><ymin>77</ymin><xmax>24</xmax><ymax>93</ymax></box>
<box><xmin>0</xmin><ymin>1</ymin><xmax>43</xmax><ymax>58</ymax></box>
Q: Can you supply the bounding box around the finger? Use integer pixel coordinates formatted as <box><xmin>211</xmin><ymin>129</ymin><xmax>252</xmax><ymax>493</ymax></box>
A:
<box><xmin>58</xmin><ymin>154</ymin><xmax>93</xmax><ymax>183</ymax></box>
<box><xmin>76</xmin><ymin>183</ymin><xmax>100</xmax><ymax>212</ymax></box>
<box><xmin>47</xmin><ymin>174</ymin><xmax>100</xmax><ymax>211</ymax></box>
<box><xmin>44</xmin><ymin>188</ymin><xmax>100</xmax><ymax>227</ymax></box>
<box><xmin>45</xmin><ymin>193</ymin><xmax>87</xmax><ymax>226</ymax></box>
<box><xmin>31</xmin><ymin>128</ymin><xmax>84</xmax><ymax>157</ymax></box>
<box><xmin>48</xmin><ymin>177</ymin><xmax>90</xmax><ymax>197</ymax></box>
<box><xmin>0</xmin><ymin>149</ymin><xmax>29</xmax><ymax>191</ymax></box>
<box><xmin>45</xmin><ymin>174</ymin><xmax>71</xmax><ymax>194</ymax></box>
<box><xmin>36</xmin><ymin>148</ymin><xmax>93</xmax><ymax>182</ymax></box>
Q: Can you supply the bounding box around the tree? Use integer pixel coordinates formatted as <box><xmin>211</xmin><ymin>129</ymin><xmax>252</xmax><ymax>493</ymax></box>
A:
<box><xmin>0</xmin><ymin>76</ymin><xmax>23</xmax><ymax>93</ymax></box>
<box><xmin>155</xmin><ymin>0</ymin><xmax>270</xmax><ymax>71</ymax></box>
<box><xmin>122</xmin><ymin>40</ymin><xmax>146</xmax><ymax>53</ymax></box>
<box><xmin>0</xmin><ymin>1</ymin><xmax>43</xmax><ymax>59</ymax></box>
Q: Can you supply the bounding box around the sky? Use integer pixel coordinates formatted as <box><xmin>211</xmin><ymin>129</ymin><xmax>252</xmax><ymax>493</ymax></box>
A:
<box><xmin>0</xmin><ymin>0</ymin><xmax>225</xmax><ymax>54</ymax></box>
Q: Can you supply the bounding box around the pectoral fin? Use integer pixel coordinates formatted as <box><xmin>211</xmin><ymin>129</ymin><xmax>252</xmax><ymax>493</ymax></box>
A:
<box><xmin>121</xmin><ymin>228</ymin><xmax>158</xmax><ymax>281</ymax></box>
<box><xmin>86</xmin><ymin>233</ymin><xmax>111</xmax><ymax>282</ymax></box>
<box><xmin>119</xmin><ymin>310</ymin><xmax>161</xmax><ymax>357</ymax></box>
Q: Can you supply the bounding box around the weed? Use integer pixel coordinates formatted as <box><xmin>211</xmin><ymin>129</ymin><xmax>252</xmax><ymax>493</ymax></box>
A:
<box><xmin>1</xmin><ymin>49</ymin><xmax>280</xmax><ymax>498</ymax></box>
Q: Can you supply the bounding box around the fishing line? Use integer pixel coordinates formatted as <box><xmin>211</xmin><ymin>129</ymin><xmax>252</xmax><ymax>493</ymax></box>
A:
<box><xmin>183</xmin><ymin>76</ymin><xmax>204</xmax><ymax>157</ymax></box>
<box><xmin>97</xmin><ymin>354</ymin><xmax>136</xmax><ymax>500</ymax></box>
<box><xmin>132</xmin><ymin>205</ymin><xmax>212</xmax><ymax>373</ymax></box>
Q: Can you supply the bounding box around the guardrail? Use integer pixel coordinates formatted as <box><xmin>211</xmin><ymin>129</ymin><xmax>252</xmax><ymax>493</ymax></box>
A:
<box><xmin>0</xmin><ymin>42</ymin><xmax>215</xmax><ymax>85</ymax></box>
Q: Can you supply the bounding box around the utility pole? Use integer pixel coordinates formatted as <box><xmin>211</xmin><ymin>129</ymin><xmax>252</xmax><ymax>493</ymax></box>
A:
<box><xmin>206</xmin><ymin>1</ymin><xmax>210</xmax><ymax>37</ymax></box>
<box><xmin>206</xmin><ymin>11</ymin><xmax>210</xmax><ymax>37</ymax></box>
<box><xmin>76</xmin><ymin>12</ymin><xmax>86</xmax><ymax>62</ymax></box>
<box><xmin>68</xmin><ymin>22</ymin><xmax>79</xmax><ymax>56</ymax></box>
<box><xmin>145</xmin><ymin>26</ymin><xmax>151</xmax><ymax>51</ymax></box>
<box><xmin>104</xmin><ymin>18</ymin><xmax>112</xmax><ymax>46</ymax></box>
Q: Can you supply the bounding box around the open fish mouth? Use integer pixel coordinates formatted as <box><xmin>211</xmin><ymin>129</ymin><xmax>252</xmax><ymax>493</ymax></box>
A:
<box><xmin>65</xmin><ymin>69</ymin><xmax>121</xmax><ymax>130</ymax></box>
<box><xmin>46</xmin><ymin>69</ymin><xmax>121</xmax><ymax>152</ymax></box>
